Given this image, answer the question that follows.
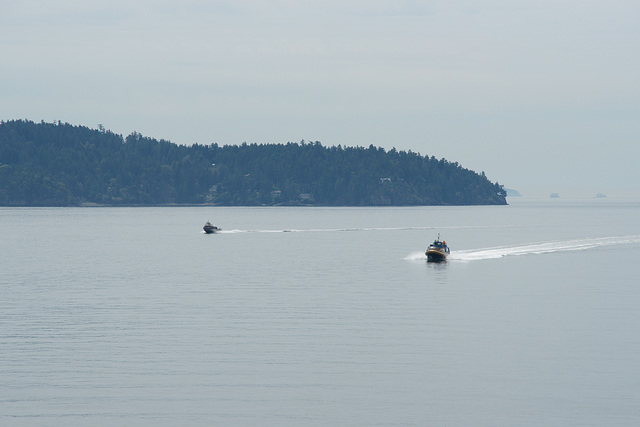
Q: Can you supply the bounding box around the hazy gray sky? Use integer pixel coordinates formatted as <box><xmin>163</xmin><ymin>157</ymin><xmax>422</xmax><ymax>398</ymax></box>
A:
<box><xmin>2</xmin><ymin>0</ymin><xmax>638</xmax><ymax>197</ymax></box>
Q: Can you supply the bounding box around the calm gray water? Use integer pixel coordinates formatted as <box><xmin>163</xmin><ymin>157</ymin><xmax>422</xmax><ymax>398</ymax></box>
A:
<box><xmin>2</xmin><ymin>199</ymin><xmax>640</xmax><ymax>426</ymax></box>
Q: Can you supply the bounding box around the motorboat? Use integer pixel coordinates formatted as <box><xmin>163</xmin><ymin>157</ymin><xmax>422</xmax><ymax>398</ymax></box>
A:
<box><xmin>426</xmin><ymin>235</ymin><xmax>450</xmax><ymax>262</ymax></box>
<box><xmin>203</xmin><ymin>221</ymin><xmax>220</xmax><ymax>234</ymax></box>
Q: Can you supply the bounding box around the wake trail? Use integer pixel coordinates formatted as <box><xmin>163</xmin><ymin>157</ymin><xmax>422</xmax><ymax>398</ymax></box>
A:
<box><xmin>218</xmin><ymin>224</ymin><xmax>513</xmax><ymax>234</ymax></box>
<box><xmin>450</xmin><ymin>235</ymin><xmax>640</xmax><ymax>261</ymax></box>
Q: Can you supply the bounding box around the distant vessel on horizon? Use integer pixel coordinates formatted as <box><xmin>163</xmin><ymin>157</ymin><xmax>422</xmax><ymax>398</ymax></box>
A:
<box><xmin>595</xmin><ymin>193</ymin><xmax>607</xmax><ymax>198</ymax></box>
<box><xmin>550</xmin><ymin>193</ymin><xmax>559</xmax><ymax>198</ymax></box>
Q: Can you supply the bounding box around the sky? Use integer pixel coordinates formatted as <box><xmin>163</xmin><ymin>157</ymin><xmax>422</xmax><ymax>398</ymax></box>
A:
<box><xmin>2</xmin><ymin>0</ymin><xmax>639</xmax><ymax>197</ymax></box>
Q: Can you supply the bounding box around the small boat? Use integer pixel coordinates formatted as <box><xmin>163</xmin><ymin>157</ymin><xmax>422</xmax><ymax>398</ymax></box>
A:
<box><xmin>203</xmin><ymin>221</ymin><xmax>220</xmax><ymax>234</ymax></box>
<box><xmin>425</xmin><ymin>234</ymin><xmax>450</xmax><ymax>262</ymax></box>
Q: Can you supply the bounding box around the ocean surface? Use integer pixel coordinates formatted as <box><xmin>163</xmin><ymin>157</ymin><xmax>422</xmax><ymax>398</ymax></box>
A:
<box><xmin>2</xmin><ymin>198</ymin><xmax>640</xmax><ymax>426</ymax></box>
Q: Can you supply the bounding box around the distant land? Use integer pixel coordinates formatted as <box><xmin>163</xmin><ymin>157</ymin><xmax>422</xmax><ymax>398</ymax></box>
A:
<box><xmin>506</xmin><ymin>188</ymin><xmax>522</xmax><ymax>197</ymax></box>
<box><xmin>0</xmin><ymin>120</ymin><xmax>507</xmax><ymax>207</ymax></box>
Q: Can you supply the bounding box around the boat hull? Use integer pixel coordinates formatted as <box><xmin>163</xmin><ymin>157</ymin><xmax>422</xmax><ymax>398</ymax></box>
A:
<box><xmin>203</xmin><ymin>223</ymin><xmax>220</xmax><ymax>234</ymax></box>
<box><xmin>426</xmin><ymin>249</ymin><xmax>448</xmax><ymax>262</ymax></box>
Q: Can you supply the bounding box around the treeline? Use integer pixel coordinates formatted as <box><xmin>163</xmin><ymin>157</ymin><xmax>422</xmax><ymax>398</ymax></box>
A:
<box><xmin>0</xmin><ymin>120</ymin><xmax>507</xmax><ymax>206</ymax></box>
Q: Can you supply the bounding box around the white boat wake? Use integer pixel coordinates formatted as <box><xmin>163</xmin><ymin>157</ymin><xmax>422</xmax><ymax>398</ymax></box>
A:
<box><xmin>220</xmin><ymin>227</ymin><xmax>432</xmax><ymax>234</ymax></box>
<box><xmin>218</xmin><ymin>225</ymin><xmax>510</xmax><ymax>234</ymax></box>
<box><xmin>450</xmin><ymin>235</ymin><xmax>640</xmax><ymax>261</ymax></box>
<box><xmin>405</xmin><ymin>235</ymin><xmax>640</xmax><ymax>262</ymax></box>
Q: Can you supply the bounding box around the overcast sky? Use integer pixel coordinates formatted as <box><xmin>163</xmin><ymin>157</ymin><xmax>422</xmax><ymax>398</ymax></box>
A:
<box><xmin>2</xmin><ymin>0</ymin><xmax>638</xmax><ymax>197</ymax></box>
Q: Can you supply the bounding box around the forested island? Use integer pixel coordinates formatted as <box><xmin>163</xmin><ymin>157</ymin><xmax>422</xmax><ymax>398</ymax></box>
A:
<box><xmin>0</xmin><ymin>120</ymin><xmax>507</xmax><ymax>206</ymax></box>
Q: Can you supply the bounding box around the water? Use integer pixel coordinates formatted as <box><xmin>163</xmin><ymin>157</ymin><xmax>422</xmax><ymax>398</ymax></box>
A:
<box><xmin>2</xmin><ymin>199</ymin><xmax>640</xmax><ymax>426</ymax></box>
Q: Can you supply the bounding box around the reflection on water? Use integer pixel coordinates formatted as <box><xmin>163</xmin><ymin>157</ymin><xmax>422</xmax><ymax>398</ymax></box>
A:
<box><xmin>426</xmin><ymin>259</ymin><xmax>449</xmax><ymax>270</ymax></box>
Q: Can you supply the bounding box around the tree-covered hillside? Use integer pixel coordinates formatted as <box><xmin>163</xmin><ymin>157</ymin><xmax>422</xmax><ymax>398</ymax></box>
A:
<box><xmin>0</xmin><ymin>120</ymin><xmax>507</xmax><ymax>206</ymax></box>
